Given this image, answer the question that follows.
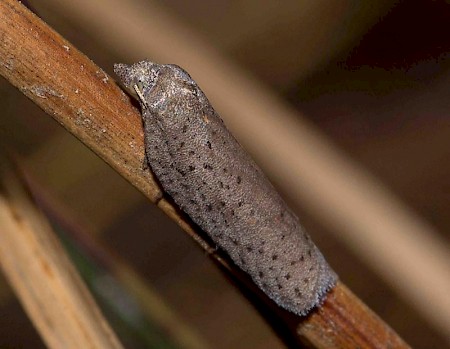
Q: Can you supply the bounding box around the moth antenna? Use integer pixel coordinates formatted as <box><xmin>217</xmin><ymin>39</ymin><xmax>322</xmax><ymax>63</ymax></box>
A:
<box><xmin>133</xmin><ymin>84</ymin><xmax>148</xmax><ymax>108</ymax></box>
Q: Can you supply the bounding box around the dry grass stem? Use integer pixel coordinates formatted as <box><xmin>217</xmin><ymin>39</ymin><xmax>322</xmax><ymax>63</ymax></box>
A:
<box><xmin>0</xmin><ymin>155</ymin><xmax>124</xmax><ymax>349</ymax></box>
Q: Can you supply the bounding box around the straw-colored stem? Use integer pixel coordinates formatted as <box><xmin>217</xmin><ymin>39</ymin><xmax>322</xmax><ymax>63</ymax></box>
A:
<box><xmin>0</xmin><ymin>154</ymin><xmax>124</xmax><ymax>349</ymax></box>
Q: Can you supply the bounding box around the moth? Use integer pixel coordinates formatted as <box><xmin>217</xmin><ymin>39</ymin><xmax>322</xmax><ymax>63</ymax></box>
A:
<box><xmin>114</xmin><ymin>61</ymin><xmax>337</xmax><ymax>315</ymax></box>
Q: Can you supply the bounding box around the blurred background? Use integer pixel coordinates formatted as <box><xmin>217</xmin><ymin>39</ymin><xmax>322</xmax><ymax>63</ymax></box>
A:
<box><xmin>1</xmin><ymin>0</ymin><xmax>449</xmax><ymax>348</ymax></box>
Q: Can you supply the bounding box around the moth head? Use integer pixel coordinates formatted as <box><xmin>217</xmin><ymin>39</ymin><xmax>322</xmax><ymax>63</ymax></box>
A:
<box><xmin>114</xmin><ymin>60</ymin><xmax>161</xmax><ymax>105</ymax></box>
<box><xmin>115</xmin><ymin>61</ymin><xmax>202</xmax><ymax>111</ymax></box>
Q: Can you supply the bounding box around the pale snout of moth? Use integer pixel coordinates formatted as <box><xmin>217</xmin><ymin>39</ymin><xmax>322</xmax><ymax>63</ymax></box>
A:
<box><xmin>114</xmin><ymin>60</ymin><xmax>337</xmax><ymax>316</ymax></box>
